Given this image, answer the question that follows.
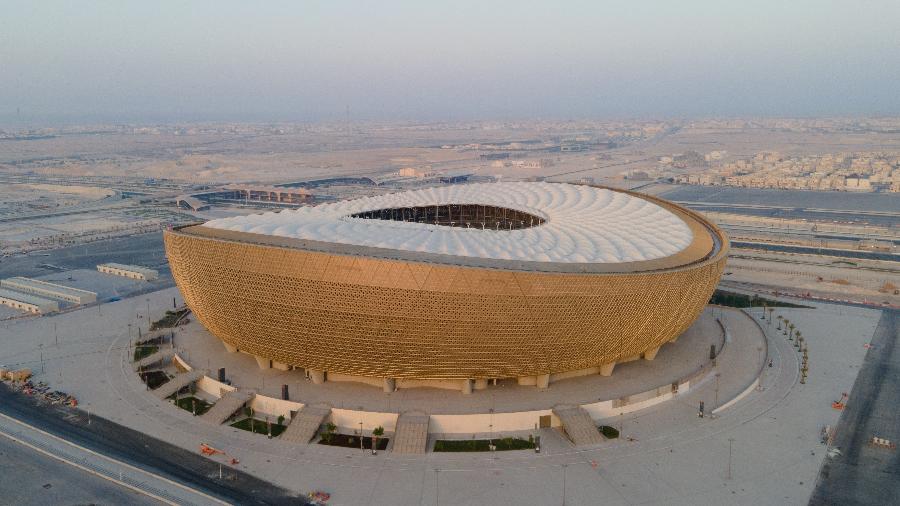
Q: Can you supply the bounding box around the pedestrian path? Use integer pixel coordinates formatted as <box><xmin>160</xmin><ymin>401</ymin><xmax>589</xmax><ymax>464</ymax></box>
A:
<box><xmin>391</xmin><ymin>411</ymin><xmax>430</xmax><ymax>454</ymax></box>
<box><xmin>200</xmin><ymin>389</ymin><xmax>255</xmax><ymax>425</ymax></box>
<box><xmin>132</xmin><ymin>349</ymin><xmax>174</xmax><ymax>371</ymax></box>
<box><xmin>279</xmin><ymin>403</ymin><xmax>331</xmax><ymax>444</ymax></box>
<box><xmin>152</xmin><ymin>370</ymin><xmax>206</xmax><ymax>399</ymax></box>
<box><xmin>553</xmin><ymin>404</ymin><xmax>604</xmax><ymax>446</ymax></box>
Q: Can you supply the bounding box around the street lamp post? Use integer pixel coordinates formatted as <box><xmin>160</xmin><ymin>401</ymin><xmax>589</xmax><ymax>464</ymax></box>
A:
<box><xmin>727</xmin><ymin>438</ymin><xmax>735</xmax><ymax>480</ymax></box>
<box><xmin>434</xmin><ymin>469</ymin><xmax>439</xmax><ymax>506</ymax></box>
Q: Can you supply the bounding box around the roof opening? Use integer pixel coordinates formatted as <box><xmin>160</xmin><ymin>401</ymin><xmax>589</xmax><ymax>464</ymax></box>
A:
<box><xmin>350</xmin><ymin>204</ymin><xmax>545</xmax><ymax>230</ymax></box>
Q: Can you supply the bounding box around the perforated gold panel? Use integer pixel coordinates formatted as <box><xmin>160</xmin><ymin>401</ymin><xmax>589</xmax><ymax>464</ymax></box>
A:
<box><xmin>164</xmin><ymin>193</ymin><xmax>728</xmax><ymax>380</ymax></box>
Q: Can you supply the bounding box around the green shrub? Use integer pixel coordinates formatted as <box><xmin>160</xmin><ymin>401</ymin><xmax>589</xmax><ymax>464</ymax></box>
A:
<box><xmin>599</xmin><ymin>425</ymin><xmax>619</xmax><ymax>439</ymax></box>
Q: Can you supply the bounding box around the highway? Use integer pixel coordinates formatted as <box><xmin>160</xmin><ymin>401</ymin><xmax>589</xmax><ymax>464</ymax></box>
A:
<box><xmin>730</xmin><ymin>241</ymin><xmax>899</xmax><ymax>262</ymax></box>
<box><xmin>0</xmin><ymin>432</ymin><xmax>162</xmax><ymax>505</ymax></box>
<box><xmin>0</xmin><ymin>383</ymin><xmax>304</xmax><ymax>505</ymax></box>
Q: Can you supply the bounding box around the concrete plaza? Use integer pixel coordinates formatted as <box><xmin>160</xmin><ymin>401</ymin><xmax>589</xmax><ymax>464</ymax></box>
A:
<box><xmin>0</xmin><ymin>286</ymin><xmax>882</xmax><ymax>505</ymax></box>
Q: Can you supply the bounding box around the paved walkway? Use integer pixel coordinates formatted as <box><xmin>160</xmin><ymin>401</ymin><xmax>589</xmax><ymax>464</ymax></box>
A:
<box><xmin>392</xmin><ymin>412</ymin><xmax>430</xmax><ymax>454</ymax></box>
<box><xmin>553</xmin><ymin>405</ymin><xmax>605</xmax><ymax>446</ymax></box>
<box><xmin>176</xmin><ymin>307</ymin><xmax>726</xmax><ymax>415</ymax></box>
<box><xmin>152</xmin><ymin>370</ymin><xmax>206</xmax><ymax>399</ymax></box>
<box><xmin>279</xmin><ymin>403</ymin><xmax>331</xmax><ymax>444</ymax></box>
<box><xmin>133</xmin><ymin>349</ymin><xmax>174</xmax><ymax>371</ymax></box>
<box><xmin>200</xmin><ymin>389</ymin><xmax>254</xmax><ymax>425</ymax></box>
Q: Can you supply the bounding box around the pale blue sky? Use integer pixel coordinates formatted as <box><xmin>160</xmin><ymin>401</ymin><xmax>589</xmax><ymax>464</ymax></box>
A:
<box><xmin>2</xmin><ymin>1</ymin><xmax>899</xmax><ymax>125</ymax></box>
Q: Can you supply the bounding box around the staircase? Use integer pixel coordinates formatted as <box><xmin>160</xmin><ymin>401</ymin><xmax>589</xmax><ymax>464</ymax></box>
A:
<box><xmin>392</xmin><ymin>411</ymin><xmax>430</xmax><ymax>454</ymax></box>
<box><xmin>552</xmin><ymin>405</ymin><xmax>604</xmax><ymax>446</ymax></box>
<box><xmin>279</xmin><ymin>403</ymin><xmax>332</xmax><ymax>444</ymax></box>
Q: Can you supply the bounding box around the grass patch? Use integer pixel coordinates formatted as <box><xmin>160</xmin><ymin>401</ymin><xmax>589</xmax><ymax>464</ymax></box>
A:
<box><xmin>317</xmin><ymin>433</ymin><xmax>389</xmax><ymax>450</ymax></box>
<box><xmin>150</xmin><ymin>309</ymin><xmax>189</xmax><ymax>331</ymax></box>
<box><xmin>433</xmin><ymin>437</ymin><xmax>535</xmax><ymax>452</ymax></box>
<box><xmin>133</xmin><ymin>344</ymin><xmax>159</xmax><ymax>362</ymax></box>
<box><xmin>599</xmin><ymin>425</ymin><xmax>619</xmax><ymax>439</ymax></box>
<box><xmin>173</xmin><ymin>396</ymin><xmax>212</xmax><ymax>416</ymax></box>
<box><xmin>709</xmin><ymin>290</ymin><xmax>810</xmax><ymax>309</ymax></box>
<box><xmin>230</xmin><ymin>418</ymin><xmax>287</xmax><ymax>437</ymax></box>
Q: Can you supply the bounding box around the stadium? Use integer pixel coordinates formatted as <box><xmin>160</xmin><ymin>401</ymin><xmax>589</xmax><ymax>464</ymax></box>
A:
<box><xmin>164</xmin><ymin>182</ymin><xmax>728</xmax><ymax>391</ymax></box>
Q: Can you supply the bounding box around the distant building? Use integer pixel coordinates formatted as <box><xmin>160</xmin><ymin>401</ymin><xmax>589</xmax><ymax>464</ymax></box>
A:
<box><xmin>97</xmin><ymin>263</ymin><xmax>159</xmax><ymax>281</ymax></box>
<box><xmin>0</xmin><ymin>277</ymin><xmax>97</xmax><ymax>305</ymax></box>
<box><xmin>176</xmin><ymin>196</ymin><xmax>210</xmax><ymax>211</ymax></box>
<box><xmin>0</xmin><ymin>287</ymin><xmax>59</xmax><ymax>314</ymax></box>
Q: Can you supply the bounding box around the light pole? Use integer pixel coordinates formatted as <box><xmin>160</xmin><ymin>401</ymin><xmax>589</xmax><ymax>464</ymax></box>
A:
<box><xmin>561</xmin><ymin>464</ymin><xmax>568</xmax><ymax>506</ymax></box>
<box><xmin>727</xmin><ymin>438</ymin><xmax>735</xmax><ymax>480</ymax></box>
<box><xmin>714</xmin><ymin>372</ymin><xmax>721</xmax><ymax>415</ymax></box>
<box><xmin>434</xmin><ymin>469</ymin><xmax>439</xmax><ymax>506</ymax></box>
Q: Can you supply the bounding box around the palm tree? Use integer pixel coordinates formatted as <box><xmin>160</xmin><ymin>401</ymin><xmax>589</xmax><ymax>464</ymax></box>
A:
<box><xmin>788</xmin><ymin>323</ymin><xmax>795</xmax><ymax>340</ymax></box>
<box><xmin>783</xmin><ymin>319</ymin><xmax>790</xmax><ymax>335</ymax></box>
<box><xmin>372</xmin><ymin>426</ymin><xmax>384</xmax><ymax>454</ymax></box>
<box><xmin>776</xmin><ymin>315</ymin><xmax>783</xmax><ymax>330</ymax></box>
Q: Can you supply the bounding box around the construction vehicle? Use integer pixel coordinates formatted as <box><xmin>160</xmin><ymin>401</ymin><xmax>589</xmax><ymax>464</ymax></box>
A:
<box><xmin>832</xmin><ymin>392</ymin><xmax>848</xmax><ymax>410</ymax></box>
<box><xmin>199</xmin><ymin>443</ymin><xmax>239</xmax><ymax>465</ymax></box>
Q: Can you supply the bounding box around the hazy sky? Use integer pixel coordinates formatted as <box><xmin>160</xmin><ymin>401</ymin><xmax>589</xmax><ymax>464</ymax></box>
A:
<box><xmin>2</xmin><ymin>1</ymin><xmax>900</xmax><ymax>125</ymax></box>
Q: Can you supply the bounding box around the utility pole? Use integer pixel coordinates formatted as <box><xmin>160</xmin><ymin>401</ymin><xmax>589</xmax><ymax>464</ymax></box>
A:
<box><xmin>727</xmin><ymin>438</ymin><xmax>735</xmax><ymax>480</ymax></box>
<box><xmin>714</xmin><ymin>372</ymin><xmax>721</xmax><ymax>416</ymax></box>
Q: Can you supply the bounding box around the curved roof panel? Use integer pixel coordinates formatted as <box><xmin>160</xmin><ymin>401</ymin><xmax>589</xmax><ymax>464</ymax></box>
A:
<box><xmin>203</xmin><ymin>182</ymin><xmax>694</xmax><ymax>264</ymax></box>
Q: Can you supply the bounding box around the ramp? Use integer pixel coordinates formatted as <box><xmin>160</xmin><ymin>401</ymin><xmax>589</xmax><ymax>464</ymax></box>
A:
<box><xmin>552</xmin><ymin>405</ymin><xmax>604</xmax><ymax>446</ymax></box>
<box><xmin>392</xmin><ymin>411</ymin><xmax>430</xmax><ymax>454</ymax></box>
<box><xmin>152</xmin><ymin>369</ymin><xmax>206</xmax><ymax>399</ymax></box>
<box><xmin>200</xmin><ymin>389</ymin><xmax>255</xmax><ymax>425</ymax></box>
<box><xmin>280</xmin><ymin>403</ymin><xmax>332</xmax><ymax>444</ymax></box>
<box><xmin>133</xmin><ymin>349</ymin><xmax>174</xmax><ymax>371</ymax></box>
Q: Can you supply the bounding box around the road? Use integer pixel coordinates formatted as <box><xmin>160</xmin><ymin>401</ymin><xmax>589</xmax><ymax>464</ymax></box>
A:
<box><xmin>809</xmin><ymin>310</ymin><xmax>900</xmax><ymax>505</ymax></box>
<box><xmin>730</xmin><ymin>241</ymin><xmax>899</xmax><ymax>262</ymax></box>
<box><xmin>0</xmin><ymin>384</ymin><xmax>305</xmax><ymax>505</ymax></box>
<box><xmin>0</xmin><ymin>433</ymin><xmax>162</xmax><ymax>505</ymax></box>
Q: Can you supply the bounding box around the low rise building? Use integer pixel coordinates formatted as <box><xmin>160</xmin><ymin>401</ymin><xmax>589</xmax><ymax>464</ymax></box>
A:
<box><xmin>0</xmin><ymin>277</ymin><xmax>97</xmax><ymax>305</ymax></box>
<box><xmin>0</xmin><ymin>288</ymin><xmax>59</xmax><ymax>314</ymax></box>
<box><xmin>97</xmin><ymin>263</ymin><xmax>159</xmax><ymax>281</ymax></box>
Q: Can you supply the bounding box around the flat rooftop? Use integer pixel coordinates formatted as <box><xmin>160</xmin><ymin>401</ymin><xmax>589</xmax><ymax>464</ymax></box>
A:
<box><xmin>98</xmin><ymin>263</ymin><xmax>158</xmax><ymax>275</ymax></box>
<box><xmin>0</xmin><ymin>287</ymin><xmax>59</xmax><ymax>307</ymax></box>
<box><xmin>1</xmin><ymin>277</ymin><xmax>97</xmax><ymax>297</ymax></box>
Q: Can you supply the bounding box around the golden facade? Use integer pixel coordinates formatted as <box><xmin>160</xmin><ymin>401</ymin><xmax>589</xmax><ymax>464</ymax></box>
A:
<box><xmin>164</xmin><ymin>190</ymin><xmax>728</xmax><ymax>380</ymax></box>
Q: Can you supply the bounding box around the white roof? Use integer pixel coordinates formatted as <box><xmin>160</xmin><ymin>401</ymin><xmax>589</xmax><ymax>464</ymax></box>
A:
<box><xmin>203</xmin><ymin>183</ymin><xmax>694</xmax><ymax>264</ymax></box>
